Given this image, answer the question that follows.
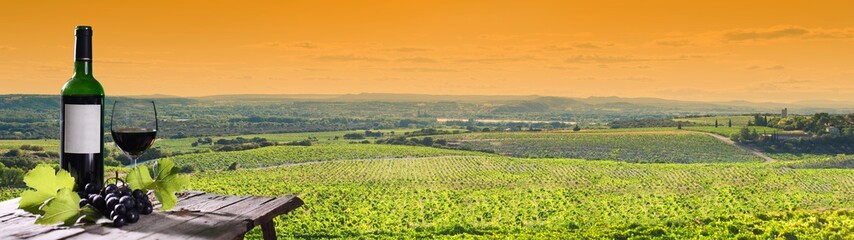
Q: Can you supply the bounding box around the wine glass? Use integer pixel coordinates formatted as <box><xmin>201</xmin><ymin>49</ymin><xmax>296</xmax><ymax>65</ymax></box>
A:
<box><xmin>110</xmin><ymin>100</ymin><xmax>158</xmax><ymax>166</ymax></box>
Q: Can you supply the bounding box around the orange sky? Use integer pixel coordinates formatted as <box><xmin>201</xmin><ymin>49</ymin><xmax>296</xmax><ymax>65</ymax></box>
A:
<box><xmin>1</xmin><ymin>0</ymin><xmax>853</xmax><ymax>102</ymax></box>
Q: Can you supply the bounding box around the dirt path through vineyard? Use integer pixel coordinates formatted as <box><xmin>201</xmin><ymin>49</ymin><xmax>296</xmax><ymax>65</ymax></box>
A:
<box><xmin>694</xmin><ymin>131</ymin><xmax>776</xmax><ymax>163</ymax></box>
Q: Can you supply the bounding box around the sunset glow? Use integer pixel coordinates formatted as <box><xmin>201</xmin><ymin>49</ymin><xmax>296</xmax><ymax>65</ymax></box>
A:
<box><xmin>1</xmin><ymin>1</ymin><xmax>853</xmax><ymax>102</ymax></box>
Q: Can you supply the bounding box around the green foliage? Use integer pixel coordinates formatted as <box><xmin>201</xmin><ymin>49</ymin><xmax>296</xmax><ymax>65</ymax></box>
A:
<box><xmin>0</xmin><ymin>163</ymin><xmax>25</xmax><ymax>186</ymax></box>
<box><xmin>127</xmin><ymin>158</ymin><xmax>189</xmax><ymax>210</ymax></box>
<box><xmin>675</xmin><ymin>116</ymin><xmax>757</xmax><ymax>126</ymax></box>
<box><xmin>168</xmin><ymin>144</ymin><xmax>481</xmax><ymax>171</ymax></box>
<box><xmin>36</xmin><ymin>188</ymin><xmax>98</xmax><ymax>226</ymax></box>
<box><xmin>192</xmin><ymin>155</ymin><xmax>854</xmax><ymax>238</ymax></box>
<box><xmin>441</xmin><ymin>131</ymin><xmax>760</xmax><ymax>163</ymax></box>
<box><xmin>682</xmin><ymin>126</ymin><xmax>780</xmax><ymax>137</ymax></box>
<box><xmin>14</xmin><ymin>164</ymin><xmax>97</xmax><ymax>226</ymax></box>
<box><xmin>18</xmin><ymin>164</ymin><xmax>75</xmax><ymax>215</ymax></box>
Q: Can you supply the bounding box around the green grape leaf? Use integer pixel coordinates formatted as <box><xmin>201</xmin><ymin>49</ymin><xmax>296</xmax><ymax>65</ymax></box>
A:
<box><xmin>18</xmin><ymin>164</ymin><xmax>76</xmax><ymax>214</ymax></box>
<box><xmin>35</xmin><ymin>188</ymin><xmax>84</xmax><ymax>226</ymax></box>
<box><xmin>128</xmin><ymin>158</ymin><xmax>189</xmax><ymax>211</ymax></box>
<box><xmin>126</xmin><ymin>164</ymin><xmax>155</xmax><ymax>190</ymax></box>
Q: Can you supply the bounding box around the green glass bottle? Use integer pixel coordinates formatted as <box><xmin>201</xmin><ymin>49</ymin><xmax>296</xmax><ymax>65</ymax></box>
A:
<box><xmin>60</xmin><ymin>26</ymin><xmax>105</xmax><ymax>191</ymax></box>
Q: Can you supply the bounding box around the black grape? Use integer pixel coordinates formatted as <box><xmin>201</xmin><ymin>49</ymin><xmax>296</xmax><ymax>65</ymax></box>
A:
<box><xmin>104</xmin><ymin>184</ymin><xmax>118</xmax><ymax>195</ymax></box>
<box><xmin>105</xmin><ymin>193</ymin><xmax>119</xmax><ymax>201</ymax></box>
<box><xmin>84</xmin><ymin>183</ymin><xmax>98</xmax><ymax>195</ymax></box>
<box><xmin>106</xmin><ymin>197</ymin><xmax>119</xmax><ymax>210</ymax></box>
<box><xmin>112</xmin><ymin>216</ymin><xmax>126</xmax><ymax>228</ymax></box>
<box><xmin>120</xmin><ymin>187</ymin><xmax>132</xmax><ymax>197</ymax></box>
<box><xmin>125</xmin><ymin>210</ymin><xmax>140</xmax><ymax>223</ymax></box>
<box><xmin>92</xmin><ymin>195</ymin><xmax>106</xmax><ymax>209</ymax></box>
<box><xmin>132</xmin><ymin>189</ymin><xmax>146</xmax><ymax>199</ymax></box>
<box><xmin>114</xmin><ymin>204</ymin><xmax>127</xmax><ymax>216</ymax></box>
<box><xmin>78</xmin><ymin>199</ymin><xmax>90</xmax><ymax>208</ymax></box>
<box><xmin>135</xmin><ymin>199</ymin><xmax>145</xmax><ymax>210</ymax></box>
<box><xmin>140</xmin><ymin>205</ymin><xmax>153</xmax><ymax>215</ymax></box>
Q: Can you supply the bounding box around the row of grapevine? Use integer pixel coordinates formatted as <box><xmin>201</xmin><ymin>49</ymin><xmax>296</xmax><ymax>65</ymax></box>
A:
<box><xmin>192</xmin><ymin>156</ymin><xmax>854</xmax><ymax>238</ymax></box>
<box><xmin>444</xmin><ymin>132</ymin><xmax>761</xmax><ymax>163</ymax></box>
<box><xmin>167</xmin><ymin>144</ymin><xmax>484</xmax><ymax>171</ymax></box>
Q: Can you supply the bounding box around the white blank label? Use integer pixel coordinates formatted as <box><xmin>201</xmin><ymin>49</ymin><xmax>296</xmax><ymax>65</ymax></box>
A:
<box><xmin>64</xmin><ymin>104</ymin><xmax>101</xmax><ymax>153</ymax></box>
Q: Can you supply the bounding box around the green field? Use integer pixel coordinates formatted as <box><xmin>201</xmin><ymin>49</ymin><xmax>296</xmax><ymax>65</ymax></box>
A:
<box><xmin>682</xmin><ymin>126</ymin><xmax>792</xmax><ymax>138</ymax></box>
<box><xmin>674</xmin><ymin>116</ymin><xmax>757</xmax><ymax>126</ymax></box>
<box><xmin>440</xmin><ymin>131</ymin><xmax>761</xmax><ymax>163</ymax></box>
<box><xmin>168</xmin><ymin>144</ymin><xmax>483</xmax><ymax>171</ymax></box>
<box><xmin>0</xmin><ymin>128</ymin><xmax>446</xmax><ymax>155</ymax></box>
<box><xmin>3</xmin><ymin>128</ymin><xmax>852</xmax><ymax>239</ymax></box>
<box><xmin>192</xmin><ymin>154</ymin><xmax>854</xmax><ymax>239</ymax></box>
<box><xmin>0</xmin><ymin>139</ymin><xmax>59</xmax><ymax>152</ymax></box>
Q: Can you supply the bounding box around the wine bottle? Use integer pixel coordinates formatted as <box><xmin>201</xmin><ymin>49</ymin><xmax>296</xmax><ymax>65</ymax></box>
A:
<box><xmin>60</xmin><ymin>26</ymin><xmax>104</xmax><ymax>191</ymax></box>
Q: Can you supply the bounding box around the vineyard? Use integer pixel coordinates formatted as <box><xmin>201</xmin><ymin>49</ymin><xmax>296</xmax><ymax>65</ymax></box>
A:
<box><xmin>682</xmin><ymin>126</ymin><xmax>791</xmax><ymax>138</ymax></box>
<box><xmin>2</xmin><ymin>128</ymin><xmax>852</xmax><ymax>239</ymax></box>
<box><xmin>192</xmin><ymin>155</ymin><xmax>854</xmax><ymax>239</ymax></box>
<box><xmin>440</xmin><ymin>131</ymin><xmax>761</xmax><ymax>163</ymax></box>
<box><xmin>673</xmin><ymin>116</ymin><xmax>757</xmax><ymax>126</ymax></box>
<box><xmin>167</xmin><ymin>144</ymin><xmax>482</xmax><ymax>171</ymax></box>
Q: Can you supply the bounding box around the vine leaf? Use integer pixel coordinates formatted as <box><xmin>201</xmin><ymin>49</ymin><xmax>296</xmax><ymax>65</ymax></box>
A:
<box><xmin>35</xmin><ymin>188</ymin><xmax>98</xmax><ymax>226</ymax></box>
<box><xmin>127</xmin><ymin>158</ymin><xmax>189</xmax><ymax>210</ymax></box>
<box><xmin>18</xmin><ymin>164</ymin><xmax>75</xmax><ymax>215</ymax></box>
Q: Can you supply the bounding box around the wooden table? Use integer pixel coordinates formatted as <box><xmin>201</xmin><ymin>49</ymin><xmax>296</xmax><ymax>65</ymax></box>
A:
<box><xmin>0</xmin><ymin>191</ymin><xmax>303</xmax><ymax>240</ymax></box>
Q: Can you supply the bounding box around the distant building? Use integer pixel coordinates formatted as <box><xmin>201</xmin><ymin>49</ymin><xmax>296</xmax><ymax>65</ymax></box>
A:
<box><xmin>782</xmin><ymin>108</ymin><xmax>788</xmax><ymax>118</ymax></box>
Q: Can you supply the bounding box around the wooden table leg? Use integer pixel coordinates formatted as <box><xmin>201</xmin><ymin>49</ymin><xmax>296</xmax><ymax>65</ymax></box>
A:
<box><xmin>261</xmin><ymin>219</ymin><xmax>277</xmax><ymax>240</ymax></box>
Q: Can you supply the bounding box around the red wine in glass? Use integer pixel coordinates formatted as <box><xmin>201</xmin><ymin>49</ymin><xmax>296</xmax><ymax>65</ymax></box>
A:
<box><xmin>112</xmin><ymin>128</ymin><xmax>157</xmax><ymax>157</ymax></box>
<box><xmin>110</xmin><ymin>101</ymin><xmax>158</xmax><ymax>165</ymax></box>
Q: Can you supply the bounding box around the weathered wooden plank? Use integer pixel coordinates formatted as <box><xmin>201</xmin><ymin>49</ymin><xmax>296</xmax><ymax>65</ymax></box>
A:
<box><xmin>0</xmin><ymin>192</ymin><xmax>303</xmax><ymax>240</ymax></box>
<box><xmin>128</xmin><ymin>193</ymin><xmax>259</xmax><ymax>239</ymax></box>
<box><xmin>0</xmin><ymin>197</ymin><xmax>21</xmax><ymax>213</ymax></box>
<box><xmin>244</xmin><ymin>196</ymin><xmax>303</xmax><ymax>226</ymax></box>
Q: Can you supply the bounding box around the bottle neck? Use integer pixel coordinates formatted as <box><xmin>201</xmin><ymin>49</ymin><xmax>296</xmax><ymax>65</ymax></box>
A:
<box><xmin>73</xmin><ymin>61</ymin><xmax>93</xmax><ymax>77</ymax></box>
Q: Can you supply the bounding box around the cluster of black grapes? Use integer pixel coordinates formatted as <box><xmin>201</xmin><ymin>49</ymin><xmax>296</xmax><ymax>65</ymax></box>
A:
<box><xmin>79</xmin><ymin>183</ymin><xmax>154</xmax><ymax>227</ymax></box>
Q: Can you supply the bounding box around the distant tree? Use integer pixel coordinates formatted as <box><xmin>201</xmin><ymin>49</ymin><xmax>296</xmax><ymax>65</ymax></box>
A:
<box><xmin>179</xmin><ymin>165</ymin><xmax>196</xmax><ymax>173</ymax></box>
<box><xmin>3</xmin><ymin>149</ymin><xmax>22</xmax><ymax>157</ymax></box>
<box><xmin>573</xmin><ymin>124</ymin><xmax>581</xmax><ymax>132</ymax></box>
<box><xmin>715</xmin><ymin>119</ymin><xmax>718</xmax><ymax>128</ymax></box>
<box><xmin>677</xmin><ymin>122</ymin><xmax>682</xmax><ymax>130</ymax></box>
<box><xmin>343</xmin><ymin>133</ymin><xmax>366</xmax><ymax>139</ymax></box>
<box><xmin>753</xmin><ymin>114</ymin><xmax>768</xmax><ymax>126</ymax></box>
<box><xmin>170</xmin><ymin>132</ymin><xmax>187</xmax><ymax>139</ymax></box>
<box><xmin>732</xmin><ymin>127</ymin><xmax>753</xmax><ymax>142</ymax></box>
<box><xmin>227</xmin><ymin>162</ymin><xmax>239</xmax><ymax>171</ymax></box>
<box><xmin>728</xmin><ymin>119</ymin><xmax>732</xmax><ymax>128</ymax></box>
<box><xmin>421</xmin><ymin>137</ymin><xmax>434</xmax><ymax>146</ymax></box>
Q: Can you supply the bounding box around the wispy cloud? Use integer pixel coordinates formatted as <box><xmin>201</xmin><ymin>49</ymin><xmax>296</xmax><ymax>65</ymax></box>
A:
<box><xmin>723</xmin><ymin>26</ymin><xmax>854</xmax><ymax>41</ymax></box>
<box><xmin>747</xmin><ymin>65</ymin><xmax>785</xmax><ymax>71</ymax></box>
<box><xmin>654</xmin><ymin>39</ymin><xmax>695</xmax><ymax>47</ymax></box>
<box><xmin>246</xmin><ymin>41</ymin><xmax>321</xmax><ymax>49</ymax></box>
<box><xmin>724</xmin><ymin>26</ymin><xmax>809</xmax><ymax>41</ymax></box>
<box><xmin>0</xmin><ymin>45</ymin><xmax>15</xmax><ymax>50</ymax></box>
<box><xmin>395</xmin><ymin>57</ymin><xmax>438</xmax><ymax>63</ymax></box>
<box><xmin>383</xmin><ymin>67</ymin><xmax>459</xmax><ymax>72</ymax></box>
<box><xmin>384</xmin><ymin>47</ymin><xmax>432</xmax><ymax>52</ymax></box>
<box><xmin>564</xmin><ymin>54</ymin><xmax>693</xmax><ymax>64</ymax></box>
<box><xmin>541</xmin><ymin>42</ymin><xmax>612</xmax><ymax>51</ymax></box>
<box><xmin>311</xmin><ymin>54</ymin><xmax>386</xmax><ymax>62</ymax></box>
<box><xmin>452</xmin><ymin>55</ymin><xmax>541</xmax><ymax>63</ymax></box>
<box><xmin>304</xmin><ymin>76</ymin><xmax>345</xmax><ymax>81</ymax></box>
